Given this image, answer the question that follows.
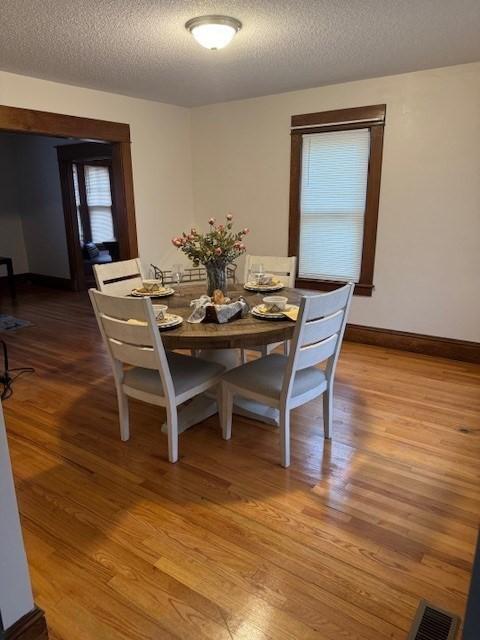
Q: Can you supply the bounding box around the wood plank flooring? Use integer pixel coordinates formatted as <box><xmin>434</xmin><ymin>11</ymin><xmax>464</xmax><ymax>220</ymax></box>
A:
<box><xmin>1</xmin><ymin>285</ymin><xmax>479</xmax><ymax>639</ymax></box>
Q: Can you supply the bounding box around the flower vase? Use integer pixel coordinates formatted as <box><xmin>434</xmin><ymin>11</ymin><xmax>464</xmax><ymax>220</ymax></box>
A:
<box><xmin>205</xmin><ymin>261</ymin><xmax>227</xmax><ymax>297</ymax></box>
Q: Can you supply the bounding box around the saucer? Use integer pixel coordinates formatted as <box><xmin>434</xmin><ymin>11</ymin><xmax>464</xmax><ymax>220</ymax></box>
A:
<box><xmin>131</xmin><ymin>287</ymin><xmax>175</xmax><ymax>298</ymax></box>
<box><xmin>251</xmin><ymin>304</ymin><xmax>298</xmax><ymax>319</ymax></box>
<box><xmin>243</xmin><ymin>281</ymin><xmax>284</xmax><ymax>293</ymax></box>
<box><xmin>157</xmin><ymin>313</ymin><xmax>183</xmax><ymax>329</ymax></box>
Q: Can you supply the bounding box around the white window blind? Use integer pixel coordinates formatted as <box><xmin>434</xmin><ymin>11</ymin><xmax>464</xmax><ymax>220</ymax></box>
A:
<box><xmin>84</xmin><ymin>165</ymin><xmax>115</xmax><ymax>243</ymax></box>
<box><xmin>298</xmin><ymin>128</ymin><xmax>370</xmax><ymax>282</ymax></box>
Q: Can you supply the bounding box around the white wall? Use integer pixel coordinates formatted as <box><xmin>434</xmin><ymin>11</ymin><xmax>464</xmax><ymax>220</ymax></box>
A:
<box><xmin>191</xmin><ymin>62</ymin><xmax>480</xmax><ymax>342</ymax></box>
<box><xmin>16</xmin><ymin>135</ymin><xmax>70</xmax><ymax>278</ymax></box>
<box><xmin>2</xmin><ymin>65</ymin><xmax>478</xmax><ymax>341</ymax></box>
<box><xmin>0</xmin><ymin>70</ymin><xmax>194</xmax><ymax>274</ymax></box>
<box><xmin>0</xmin><ymin>134</ymin><xmax>29</xmax><ymax>274</ymax></box>
<box><xmin>0</xmin><ymin>401</ymin><xmax>35</xmax><ymax>630</ymax></box>
<box><xmin>0</xmin><ymin>133</ymin><xmax>73</xmax><ymax>279</ymax></box>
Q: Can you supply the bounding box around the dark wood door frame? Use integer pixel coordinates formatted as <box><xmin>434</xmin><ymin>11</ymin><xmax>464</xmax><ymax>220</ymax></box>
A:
<box><xmin>57</xmin><ymin>142</ymin><xmax>116</xmax><ymax>291</ymax></box>
<box><xmin>0</xmin><ymin>105</ymin><xmax>138</xmax><ymax>291</ymax></box>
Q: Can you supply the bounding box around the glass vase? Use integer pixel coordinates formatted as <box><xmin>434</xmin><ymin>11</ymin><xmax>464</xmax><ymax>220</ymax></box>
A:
<box><xmin>205</xmin><ymin>261</ymin><xmax>227</xmax><ymax>297</ymax></box>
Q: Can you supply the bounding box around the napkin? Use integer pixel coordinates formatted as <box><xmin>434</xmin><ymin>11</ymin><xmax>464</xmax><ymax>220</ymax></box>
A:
<box><xmin>281</xmin><ymin>306</ymin><xmax>299</xmax><ymax>321</ymax></box>
<box><xmin>249</xmin><ymin>275</ymin><xmax>281</xmax><ymax>286</ymax></box>
<box><xmin>256</xmin><ymin>304</ymin><xmax>299</xmax><ymax>320</ymax></box>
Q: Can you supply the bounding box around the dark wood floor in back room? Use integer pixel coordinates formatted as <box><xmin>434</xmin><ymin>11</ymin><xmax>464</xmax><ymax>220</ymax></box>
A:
<box><xmin>1</xmin><ymin>284</ymin><xmax>480</xmax><ymax>640</ymax></box>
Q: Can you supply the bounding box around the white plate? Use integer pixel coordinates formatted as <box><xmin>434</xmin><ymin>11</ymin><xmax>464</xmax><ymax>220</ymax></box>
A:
<box><xmin>131</xmin><ymin>287</ymin><xmax>175</xmax><ymax>298</ymax></box>
<box><xmin>157</xmin><ymin>313</ymin><xmax>183</xmax><ymax>329</ymax></box>
<box><xmin>251</xmin><ymin>304</ymin><xmax>298</xmax><ymax>320</ymax></box>
<box><xmin>243</xmin><ymin>282</ymin><xmax>284</xmax><ymax>292</ymax></box>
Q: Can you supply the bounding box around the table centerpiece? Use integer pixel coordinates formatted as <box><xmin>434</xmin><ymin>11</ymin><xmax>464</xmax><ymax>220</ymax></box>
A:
<box><xmin>172</xmin><ymin>214</ymin><xmax>248</xmax><ymax>296</ymax></box>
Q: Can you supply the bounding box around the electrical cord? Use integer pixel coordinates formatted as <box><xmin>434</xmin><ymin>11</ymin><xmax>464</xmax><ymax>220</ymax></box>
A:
<box><xmin>0</xmin><ymin>339</ymin><xmax>35</xmax><ymax>401</ymax></box>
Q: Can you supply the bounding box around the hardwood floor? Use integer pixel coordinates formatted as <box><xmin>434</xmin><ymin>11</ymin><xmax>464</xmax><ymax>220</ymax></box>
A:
<box><xmin>1</xmin><ymin>285</ymin><xmax>480</xmax><ymax>639</ymax></box>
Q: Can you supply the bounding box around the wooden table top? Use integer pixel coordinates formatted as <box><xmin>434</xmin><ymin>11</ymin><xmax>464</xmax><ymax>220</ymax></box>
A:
<box><xmin>158</xmin><ymin>283</ymin><xmax>304</xmax><ymax>350</ymax></box>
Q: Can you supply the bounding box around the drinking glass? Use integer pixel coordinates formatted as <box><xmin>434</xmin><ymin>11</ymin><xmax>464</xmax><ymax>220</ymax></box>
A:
<box><xmin>172</xmin><ymin>264</ymin><xmax>184</xmax><ymax>285</ymax></box>
<box><xmin>249</xmin><ymin>263</ymin><xmax>264</xmax><ymax>283</ymax></box>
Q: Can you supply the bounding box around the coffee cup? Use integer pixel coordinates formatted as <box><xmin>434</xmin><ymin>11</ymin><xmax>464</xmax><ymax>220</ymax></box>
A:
<box><xmin>263</xmin><ymin>296</ymin><xmax>288</xmax><ymax>312</ymax></box>
<box><xmin>152</xmin><ymin>304</ymin><xmax>168</xmax><ymax>321</ymax></box>
<box><xmin>142</xmin><ymin>279</ymin><xmax>162</xmax><ymax>292</ymax></box>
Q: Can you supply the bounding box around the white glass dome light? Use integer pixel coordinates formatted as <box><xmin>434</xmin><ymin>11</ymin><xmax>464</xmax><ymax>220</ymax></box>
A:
<box><xmin>185</xmin><ymin>15</ymin><xmax>242</xmax><ymax>50</ymax></box>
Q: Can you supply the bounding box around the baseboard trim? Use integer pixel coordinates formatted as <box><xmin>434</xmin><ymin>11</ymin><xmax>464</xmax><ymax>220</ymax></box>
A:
<box><xmin>0</xmin><ymin>273</ymin><xmax>72</xmax><ymax>291</ymax></box>
<box><xmin>1</xmin><ymin>607</ymin><xmax>48</xmax><ymax>640</ymax></box>
<box><xmin>27</xmin><ymin>274</ymin><xmax>72</xmax><ymax>290</ymax></box>
<box><xmin>0</xmin><ymin>273</ymin><xmax>29</xmax><ymax>284</ymax></box>
<box><xmin>345</xmin><ymin>323</ymin><xmax>480</xmax><ymax>364</ymax></box>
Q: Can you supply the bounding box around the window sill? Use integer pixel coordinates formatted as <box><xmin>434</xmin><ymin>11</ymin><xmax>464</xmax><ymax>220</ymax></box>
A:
<box><xmin>294</xmin><ymin>278</ymin><xmax>374</xmax><ymax>297</ymax></box>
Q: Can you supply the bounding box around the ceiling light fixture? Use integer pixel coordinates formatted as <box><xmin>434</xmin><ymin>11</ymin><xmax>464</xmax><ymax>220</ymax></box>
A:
<box><xmin>185</xmin><ymin>15</ymin><xmax>242</xmax><ymax>50</ymax></box>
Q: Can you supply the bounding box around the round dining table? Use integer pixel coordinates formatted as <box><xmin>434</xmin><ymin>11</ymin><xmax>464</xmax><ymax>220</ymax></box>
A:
<box><xmin>159</xmin><ymin>283</ymin><xmax>301</xmax><ymax>351</ymax></box>
<box><xmin>153</xmin><ymin>282</ymin><xmax>305</xmax><ymax>433</ymax></box>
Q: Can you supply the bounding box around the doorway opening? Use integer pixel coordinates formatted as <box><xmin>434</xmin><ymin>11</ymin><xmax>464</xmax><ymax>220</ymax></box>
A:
<box><xmin>0</xmin><ymin>105</ymin><xmax>137</xmax><ymax>297</ymax></box>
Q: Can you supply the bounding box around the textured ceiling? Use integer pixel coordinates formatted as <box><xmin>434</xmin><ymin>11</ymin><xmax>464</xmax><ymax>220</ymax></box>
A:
<box><xmin>1</xmin><ymin>1</ymin><xmax>480</xmax><ymax>107</ymax></box>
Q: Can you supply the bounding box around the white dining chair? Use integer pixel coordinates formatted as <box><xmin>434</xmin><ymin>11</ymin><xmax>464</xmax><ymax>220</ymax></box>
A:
<box><xmin>89</xmin><ymin>289</ymin><xmax>226</xmax><ymax>463</ymax></box>
<box><xmin>242</xmin><ymin>254</ymin><xmax>297</xmax><ymax>362</ymax></box>
<box><xmin>93</xmin><ymin>258</ymin><xmax>144</xmax><ymax>296</ymax></box>
<box><xmin>220</xmin><ymin>283</ymin><xmax>353</xmax><ymax>467</ymax></box>
<box><xmin>93</xmin><ymin>258</ymin><xmax>204</xmax><ymax>357</ymax></box>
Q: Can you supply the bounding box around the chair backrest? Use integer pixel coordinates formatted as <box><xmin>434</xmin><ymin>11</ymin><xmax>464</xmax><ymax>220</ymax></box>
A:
<box><xmin>282</xmin><ymin>283</ymin><xmax>354</xmax><ymax>400</ymax></box>
<box><xmin>244</xmin><ymin>255</ymin><xmax>297</xmax><ymax>287</ymax></box>
<box><xmin>93</xmin><ymin>258</ymin><xmax>144</xmax><ymax>296</ymax></box>
<box><xmin>89</xmin><ymin>288</ymin><xmax>175</xmax><ymax>400</ymax></box>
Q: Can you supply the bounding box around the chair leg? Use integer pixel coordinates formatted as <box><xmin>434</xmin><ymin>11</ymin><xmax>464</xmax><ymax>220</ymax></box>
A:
<box><xmin>117</xmin><ymin>390</ymin><xmax>130</xmax><ymax>441</ymax></box>
<box><xmin>166</xmin><ymin>404</ymin><xmax>179</xmax><ymax>463</ymax></box>
<box><xmin>283</xmin><ymin>340</ymin><xmax>290</xmax><ymax>356</ymax></box>
<box><xmin>323</xmin><ymin>386</ymin><xmax>333</xmax><ymax>439</ymax></box>
<box><xmin>279</xmin><ymin>407</ymin><xmax>291</xmax><ymax>468</ymax></box>
<box><xmin>216</xmin><ymin>385</ymin><xmax>224</xmax><ymax>434</ymax></box>
<box><xmin>240</xmin><ymin>348</ymin><xmax>247</xmax><ymax>364</ymax></box>
<box><xmin>220</xmin><ymin>384</ymin><xmax>233</xmax><ymax>440</ymax></box>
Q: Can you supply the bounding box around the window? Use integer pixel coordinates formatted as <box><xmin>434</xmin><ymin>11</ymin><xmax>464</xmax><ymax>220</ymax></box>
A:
<box><xmin>72</xmin><ymin>162</ymin><xmax>115</xmax><ymax>245</ymax></box>
<box><xmin>57</xmin><ymin>142</ymin><xmax>116</xmax><ymax>248</ymax></box>
<box><xmin>289</xmin><ymin>105</ymin><xmax>385</xmax><ymax>296</ymax></box>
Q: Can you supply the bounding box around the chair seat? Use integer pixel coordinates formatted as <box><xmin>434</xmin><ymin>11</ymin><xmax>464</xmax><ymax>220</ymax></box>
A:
<box><xmin>123</xmin><ymin>351</ymin><xmax>225</xmax><ymax>398</ymax></box>
<box><xmin>223</xmin><ymin>353</ymin><xmax>326</xmax><ymax>400</ymax></box>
